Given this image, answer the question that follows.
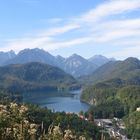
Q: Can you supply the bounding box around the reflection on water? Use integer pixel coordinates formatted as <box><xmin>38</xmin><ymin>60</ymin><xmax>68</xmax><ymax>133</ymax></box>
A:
<box><xmin>23</xmin><ymin>90</ymin><xmax>90</xmax><ymax>113</ymax></box>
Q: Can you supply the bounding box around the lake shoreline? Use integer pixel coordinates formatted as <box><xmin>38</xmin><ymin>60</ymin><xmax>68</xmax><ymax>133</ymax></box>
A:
<box><xmin>23</xmin><ymin>89</ymin><xmax>90</xmax><ymax>113</ymax></box>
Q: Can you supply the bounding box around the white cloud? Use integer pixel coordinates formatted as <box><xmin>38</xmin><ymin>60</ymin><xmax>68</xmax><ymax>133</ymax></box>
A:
<box><xmin>3</xmin><ymin>24</ymin><xmax>80</xmax><ymax>52</ymax></box>
<box><xmin>92</xmin><ymin>19</ymin><xmax>140</xmax><ymax>32</ymax></box>
<box><xmin>40</xmin><ymin>24</ymin><xmax>80</xmax><ymax>37</ymax></box>
<box><xmin>3</xmin><ymin>36</ymin><xmax>93</xmax><ymax>53</ymax></box>
<box><xmin>45</xmin><ymin>37</ymin><xmax>93</xmax><ymax>50</ymax></box>
<box><xmin>93</xmin><ymin>29</ymin><xmax>140</xmax><ymax>43</ymax></box>
<box><xmin>79</xmin><ymin>0</ymin><xmax>140</xmax><ymax>23</ymax></box>
<box><xmin>3</xmin><ymin>37</ymin><xmax>52</xmax><ymax>52</ymax></box>
<box><xmin>3</xmin><ymin>0</ymin><xmax>140</xmax><ymax>59</ymax></box>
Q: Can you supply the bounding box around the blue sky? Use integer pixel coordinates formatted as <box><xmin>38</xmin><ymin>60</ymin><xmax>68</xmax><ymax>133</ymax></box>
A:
<box><xmin>0</xmin><ymin>0</ymin><xmax>140</xmax><ymax>59</ymax></box>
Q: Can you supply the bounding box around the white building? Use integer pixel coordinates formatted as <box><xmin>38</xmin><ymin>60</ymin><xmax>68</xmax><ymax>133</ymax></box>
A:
<box><xmin>136</xmin><ymin>107</ymin><xmax>140</xmax><ymax>112</ymax></box>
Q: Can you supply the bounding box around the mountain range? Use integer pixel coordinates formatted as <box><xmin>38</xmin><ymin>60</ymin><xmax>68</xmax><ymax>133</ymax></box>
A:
<box><xmin>0</xmin><ymin>48</ymin><xmax>114</xmax><ymax>77</ymax></box>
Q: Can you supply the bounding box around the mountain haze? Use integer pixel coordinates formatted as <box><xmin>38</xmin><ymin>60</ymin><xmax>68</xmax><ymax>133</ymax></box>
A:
<box><xmin>0</xmin><ymin>48</ymin><xmax>114</xmax><ymax>77</ymax></box>
<box><xmin>88</xmin><ymin>55</ymin><xmax>115</xmax><ymax>67</ymax></box>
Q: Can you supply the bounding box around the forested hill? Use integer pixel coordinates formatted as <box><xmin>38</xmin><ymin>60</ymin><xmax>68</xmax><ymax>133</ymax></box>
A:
<box><xmin>80</xmin><ymin>57</ymin><xmax>140</xmax><ymax>85</ymax></box>
<box><xmin>0</xmin><ymin>62</ymin><xmax>77</xmax><ymax>91</ymax></box>
<box><xmin>81</xmin><ymin>57</ymin><xmax>140</xmax><ymax>105</ymax></box>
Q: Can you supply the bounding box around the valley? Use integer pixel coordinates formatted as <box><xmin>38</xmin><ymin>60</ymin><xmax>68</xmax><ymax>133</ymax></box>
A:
<box><xmin>1</xmin><ymin>0</ymin><xmax>140</xmax><ymax>139</ymax></box>
<box><xmin>0</xmin><ymin>49</ymin><xmax>139</xmax><ymax>140</ymax></box>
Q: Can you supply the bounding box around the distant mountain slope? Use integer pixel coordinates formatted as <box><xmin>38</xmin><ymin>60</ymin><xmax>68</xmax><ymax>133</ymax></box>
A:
<box><xmin>63</xmin><ymin>54</ymin><xmax>97</xmax><ymax>77</ymax></box>
<box><xmin>55</xmin><ymin>55</ymin><xmax>65</xmax><ymax>68</ymax></box>
<box><xmin>0</xmin><ymin>50</ymin><xmax>16</xmax><ymax>65</ymax></box>
<box><xmin>2</xmin><ymin>48</ymin><xmax>114</xmax><ymax>77</ymax></box>
<box><xmin>0</xmin><ymin>62</ymin><xmax>77</xmax><ymax>91</ymax></box>
<box><xmin>81</xmin><ymin>57</ymin><xmax>140</xmax><ymax>84</ymax></box>
<box><xmin>88</xmin><ymin>55</ymin><xmax>115</xmax><ymax>67</ymax></box>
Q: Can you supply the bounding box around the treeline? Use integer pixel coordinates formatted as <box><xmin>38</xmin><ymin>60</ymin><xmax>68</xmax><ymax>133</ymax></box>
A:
<box><xmin>0</xmin><ymin>89</ymin><xmax>23</xmax><ymax>103</ymax></box>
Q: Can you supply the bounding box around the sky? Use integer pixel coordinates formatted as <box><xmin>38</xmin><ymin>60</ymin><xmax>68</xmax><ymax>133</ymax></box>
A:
<box><xmin>0</xmin><ymin>0</ymin><xmax>140</xmax><ymax>59</ymax></box>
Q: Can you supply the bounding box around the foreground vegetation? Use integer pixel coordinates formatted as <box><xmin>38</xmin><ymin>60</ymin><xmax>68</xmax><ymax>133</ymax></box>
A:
<box><xmin>0</xmin><ymin>101</ymin><xmax>113</xmax><ymax>140</ymax></box>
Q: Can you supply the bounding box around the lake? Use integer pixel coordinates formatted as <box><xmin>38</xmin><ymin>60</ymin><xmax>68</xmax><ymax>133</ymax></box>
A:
<box><xmin>23</xmin><ymin>90</ymin><xmax>90</xmax><ymax>113</ymax></box>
